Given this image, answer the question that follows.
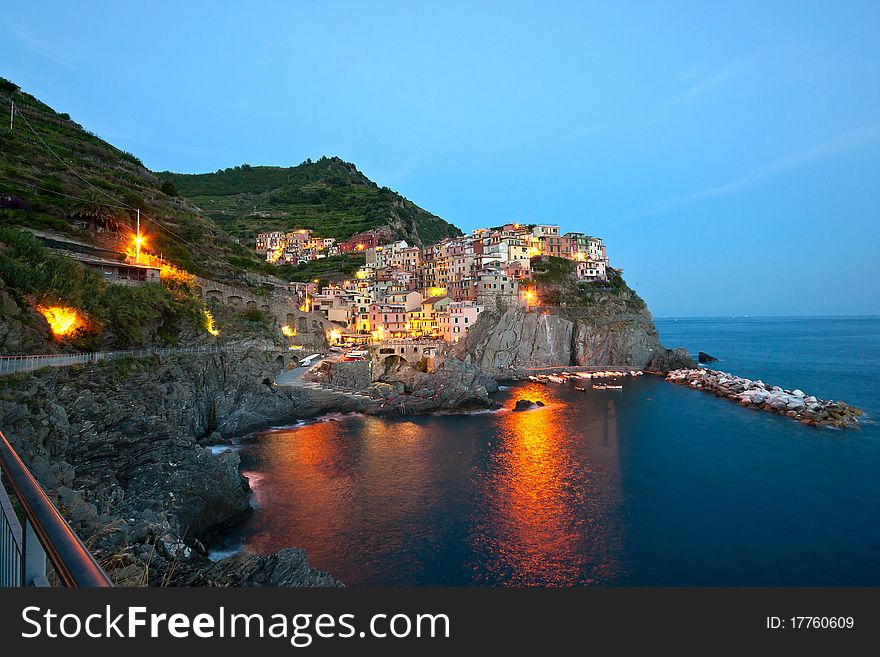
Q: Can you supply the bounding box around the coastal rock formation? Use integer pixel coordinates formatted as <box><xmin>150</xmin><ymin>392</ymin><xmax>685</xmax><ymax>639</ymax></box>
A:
<box><xmin>513</xmin><ymin>399</ymin><xmax>545</xmax><ymax>412</ymax></box>
<box><xmin>370</xmin><ymin>357</ymin><xmax>500</xmax><ymax>413</ymax></box>
<box><xmin>698</xmin><ymin>351</ymin><xmax>718</xmax><ymax>363</ymax></box>
<box><xmin>173</xmin><ymin>548</ymin><xmax>342</xmax><ymax>587</ymax></box>
<box><xmin>666</xmin><ymin>368</ymin><xmax>863</xmax><ymax>428</ymax></box>
<box><xmin>0</xmin><ymin>343</ymin><xmax>363</xmax><ymax>586</ymax></box>
<box><xmin>458</xmin><ymin>266</ymin><xmax>694</xmax><ymax>379</ymax></box>
<box><xmin>461</xmin><ymin>305</ymin><xmax>694</xmax><ymax>379</ymax></box>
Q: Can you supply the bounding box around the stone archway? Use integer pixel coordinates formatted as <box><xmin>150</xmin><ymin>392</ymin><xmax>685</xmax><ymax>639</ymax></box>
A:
<box><xmin>383</xmin><ymin>355</ymin><xmax>406</xmax><ymax>370</ymax></box>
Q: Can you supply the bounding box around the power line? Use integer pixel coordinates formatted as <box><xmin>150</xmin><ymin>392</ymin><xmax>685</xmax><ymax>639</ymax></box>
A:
<box><xmin>0</xmin><ymin>177</ymin><xmax>131</xmax><ymax>210</ymax></box>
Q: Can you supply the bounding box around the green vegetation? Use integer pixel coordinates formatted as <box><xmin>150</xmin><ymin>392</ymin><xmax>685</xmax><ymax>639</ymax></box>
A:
<box><xmin>159</xmin><ymin>156</ymin><xmax>462</xmax><ymax>246</ymax></box>
<box><xmin>532</xmin><ymin>258</ymin><xmax>645</xmax><ymax>310</ymax></box>
<box><xmin>242</xmin><ymin>308</ymin><xmax>265</xmax><ymax>323</ymax></box>
<box><xmin>531</xmin><ymin>256</ymin><xmax>576</xmax><ymax>284</ymax></box>
<box><xmin>276</xmin><ymin>253</ymin><xmax>365</xmax><ymax>283</ymax></box>
<box><xmin>0</xmin><ymin>78</ymin><xmax>462</xmax><ymax>287</ymax></box>
<box><xmin>0</xmin><ymin>227</ymin><xmax>206</xmax><ymax>349</ymax></box>
<box><xmin>0</xmin><ymin>79</ymin><xmax>272</xmax><ymax>279</ymax></box>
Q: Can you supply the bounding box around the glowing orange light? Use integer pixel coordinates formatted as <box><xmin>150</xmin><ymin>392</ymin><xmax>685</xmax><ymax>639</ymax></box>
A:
<box><xmin>122</xmin><ymin>237</ymin><xmax>194</xmax><ymax>286</ymax></box>
<box><xmin>281</xmin><ymin>324</ymin><xmax>297</xmax><ymax>337</ymax></box>
<box><xmin>356</xmin><ymin>244</ymin><xmax>365</xmax><ymax>251</ymax></box>
<box><xmin>37</xmin><ymin>305</ymin><xmax>83</xmax><ymax>337</ymax></box>
<box><xmin>128</xmin><ymin>231</ymin><xmax>147</xmax><ymax>263</ymax></box>
<box><xmin>327</xmin><ymin>328</ymin><xmax>342</xmax><ymax>344</ymax></box>
<box><xmin>203</xmin><ymin>309</ymin><xmax>219</xmax><ymax>336</ymax></box>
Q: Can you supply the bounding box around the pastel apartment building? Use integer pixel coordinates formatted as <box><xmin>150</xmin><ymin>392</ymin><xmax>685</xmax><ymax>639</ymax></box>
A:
<box><xmin>276</xmin><ymin>221</ymin><xmax>610</xmax><ymax>343</ymax></box>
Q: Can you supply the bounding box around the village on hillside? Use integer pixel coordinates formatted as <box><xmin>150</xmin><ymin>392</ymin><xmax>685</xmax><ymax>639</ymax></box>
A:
<box><xmin>255</xmin><ymin>223</ymin><xmax>610</xmax><ymax>345</ymax></box>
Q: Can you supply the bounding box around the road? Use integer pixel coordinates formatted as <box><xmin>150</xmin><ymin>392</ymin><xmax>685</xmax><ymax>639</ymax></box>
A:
<box><xmin>274</xmin><ymin>350</ymin><xmax>343</xmax><ymax>387</ymax></box>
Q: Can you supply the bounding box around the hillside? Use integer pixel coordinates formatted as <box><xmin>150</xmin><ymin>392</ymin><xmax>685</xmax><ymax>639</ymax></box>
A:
<box><xmin>0</xmin><ymin>79</ymin><xmax>276</xmax><ymax>281</ymax></box>
<box><xmin>159</xmin><ymin>157</ymin><xmax>463</xmax><ymax>247</ymax></box>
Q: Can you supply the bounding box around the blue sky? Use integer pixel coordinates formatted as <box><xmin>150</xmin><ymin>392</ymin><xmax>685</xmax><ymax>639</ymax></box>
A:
<box><xmin>2</xmin><ymin>1</ymin><xmax>879</xmax><ymax>316</ymax></box>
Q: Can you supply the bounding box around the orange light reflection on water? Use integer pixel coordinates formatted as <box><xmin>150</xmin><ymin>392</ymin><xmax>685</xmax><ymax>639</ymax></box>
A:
<box><xmin>244</xmin><ymin>416</ymin><xmax>444</xmax><ymax>579</ymax></box>
<box><xmin>241</xmin><ymin>381</ymin><xmax>626</xmax><ymax>585</ymax></box>
<box><xmin>475</xmin><ymin>382</ymin><xmax>624</xmax><ymax>585</ymax></box>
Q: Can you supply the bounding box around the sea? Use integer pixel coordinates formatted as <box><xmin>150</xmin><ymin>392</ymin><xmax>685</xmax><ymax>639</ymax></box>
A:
<box><xmin>212</xmin><ymin>317</ymin><xmax>880</xmax><ymax>586</ymax></box>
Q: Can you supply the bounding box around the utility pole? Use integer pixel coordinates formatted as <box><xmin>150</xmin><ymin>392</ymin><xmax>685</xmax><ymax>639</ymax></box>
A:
<box><xmin>9</xmin><ymin>100</ymin><xmax>14</xmax><ymax>131</ymax></box>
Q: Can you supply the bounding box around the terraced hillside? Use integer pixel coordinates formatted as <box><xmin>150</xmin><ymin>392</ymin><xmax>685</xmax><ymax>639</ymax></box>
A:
<box><xmin>0</xmin><ymin>78</ymin><xmax>270</xmax><ymax>280</ymax></box>
<box><xmin>160</xmin><ymin>156</ymin><xmax>462</xmax><ymax>247</ymax></box>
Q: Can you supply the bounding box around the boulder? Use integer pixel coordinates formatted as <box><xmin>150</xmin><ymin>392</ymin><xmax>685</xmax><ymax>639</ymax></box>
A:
<box><xmin>698</xmin><ymin>351</ymin><xmax>719</xmax><ymax>363</ymax></box>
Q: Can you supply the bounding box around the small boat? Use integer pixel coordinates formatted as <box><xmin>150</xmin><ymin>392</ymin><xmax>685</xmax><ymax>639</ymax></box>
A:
<box><xmin>592</xmin><ymin>384</ymin><xmax>606</xmax><ymax>390</ymax></box>
<box><xmin>528</xmin><ymin>375</ymin><xmax>547</xmax><ymax>384</ymax></box>
<box><xmin>547</xmin><ymin>375</ymin><xmax>564</xmax><ymax>384</ymax></box>
<box><xmin>606</xmin><ymin>385</ymin><xmax>623</xmax><ymax>390</ymax></box>
<box><xmin>574</xmin><ymin>385</ymin><xmax>587</xmax><ymax>392</ymax></box>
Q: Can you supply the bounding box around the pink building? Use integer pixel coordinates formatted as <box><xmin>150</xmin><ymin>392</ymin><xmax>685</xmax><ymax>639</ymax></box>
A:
<box><xmin>368</xmin><ymin>303</ymin><xmax>408</xmax><ymax>336</ymax></box>
<box><xmin>446</xmin><ymin>302</ymin><xmax>484</xmax><ymax>343</ymax></box>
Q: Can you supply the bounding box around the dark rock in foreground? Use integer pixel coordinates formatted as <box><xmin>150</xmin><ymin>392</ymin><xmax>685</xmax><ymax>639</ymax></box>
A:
<box><xmin>698</xmin><ymin>351</ymin><xmax>719</xmax><ymax>363</ymax></box>
<box><xmin>174</xmin><ymin>548</ymin><xmax>342</xmax><ymax>587</ymax></box>
<box><xmin>513</xmin><ymin>399</ymin><xmax>545</xmax><ymax>412</ymax></box>
<box><xmin>0</xmin><ymin>343</ymin><xmax>359</xmax><ymax>586</ymax></box>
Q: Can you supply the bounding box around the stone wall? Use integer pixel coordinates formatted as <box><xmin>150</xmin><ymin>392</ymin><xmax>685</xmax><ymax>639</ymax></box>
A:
<box><xmin>327</xmin><ymin>360</ymin><xmax>371</xmax><ymax>390</ymax></box>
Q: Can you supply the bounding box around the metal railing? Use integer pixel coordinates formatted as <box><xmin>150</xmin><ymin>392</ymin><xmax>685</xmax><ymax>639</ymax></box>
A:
<box><xmin>0</xmin><ymin>430</ymin><xmax>112</xmax><ymax>587</ymax></box>
<box><xmin>0</xmin><ymin>345</ymin><xmax>224</xmax><ymax>376</ymax></box>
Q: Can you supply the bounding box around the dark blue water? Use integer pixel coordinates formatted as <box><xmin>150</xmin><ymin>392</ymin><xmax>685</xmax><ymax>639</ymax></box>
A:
<box><xmin>225</xmin><ymin>317</ymin><xmax>880</xmax><ymax>586</ymax></box>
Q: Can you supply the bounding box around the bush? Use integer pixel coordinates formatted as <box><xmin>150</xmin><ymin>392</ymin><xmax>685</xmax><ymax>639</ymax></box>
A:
<box><xmin>0</xmin><ymin>77</ymin><xmax>19</xmax><ymax>94</ymax></box>
<box><xmin>160</xmin><ymin>180</ymin><xmax>178</xmax><ymax>197</ymax></box>
<box><xmin>0</xmin><ymin>227</ymin><xmax>204</xmax><ymax>348</ymax></box>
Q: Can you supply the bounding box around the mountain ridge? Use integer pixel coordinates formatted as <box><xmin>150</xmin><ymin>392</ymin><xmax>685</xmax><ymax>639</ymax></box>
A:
<box><xmin>159</xmin><ymin>156</ymin><xmax>462</xmax><ymax>247</ymax></box>
<box><xmin>0</xmin><ymin>77</ymin><xmax>461</xmax><ymax>285</ymax></box>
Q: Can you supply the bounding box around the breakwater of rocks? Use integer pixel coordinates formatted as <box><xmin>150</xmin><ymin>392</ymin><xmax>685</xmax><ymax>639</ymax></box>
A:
<box><xmin>666</xmin><ymin>368</ymin><xmax>863</xmax><ymax>428</ymax></box>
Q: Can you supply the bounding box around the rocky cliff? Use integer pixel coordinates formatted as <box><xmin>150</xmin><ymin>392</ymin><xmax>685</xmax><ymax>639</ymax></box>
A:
<box><xmin>459</xmin><ymin>264</ymin><xmax>695</xmax><ymax>378</ymax></box>
<box><xmin>0</xmin><ymin>343</ymin><xmax>352</xmax><ymax>586</ymax></box>
<box><xmin>318</xmin><ymin>356</ymin><xmax>499</xmax><ymax>413</ymax></box>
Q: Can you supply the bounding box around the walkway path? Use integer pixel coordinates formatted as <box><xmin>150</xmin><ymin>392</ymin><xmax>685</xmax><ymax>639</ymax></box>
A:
<box><xmin>274</xmin><ymin>353</ymin><xmax>375</xmax><ymax>402</ymax></box>
<box><xmin>0</xmin><ymin>345</ymin><xmax>273</xmax><ymax>376</ymax></box>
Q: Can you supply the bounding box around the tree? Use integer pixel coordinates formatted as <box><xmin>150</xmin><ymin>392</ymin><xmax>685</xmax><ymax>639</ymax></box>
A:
<box><xmin>160</xmin><ymin>179</ymin><xmax>178</xmax><ymax>197</ymax></box>
<box><xmin>0</xmin><ymin>77</ymin><xmax>19</xmax><ymax>94</ymax></box>
<box><xmin>69</xmin><ymin>189</ymin><xmax>123</xmax><ymax>232</ymax></box>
